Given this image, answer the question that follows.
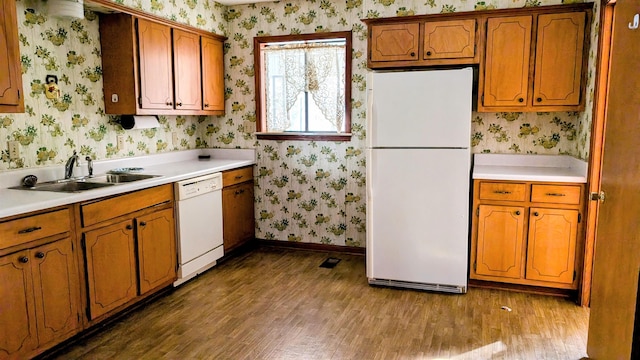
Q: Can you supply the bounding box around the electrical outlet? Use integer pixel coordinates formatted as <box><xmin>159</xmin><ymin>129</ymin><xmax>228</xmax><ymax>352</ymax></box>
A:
<box><xmin>116</xmin><ymin>135</ymin><xmax>125</xmax><ymax>151</ymax></box>
<box><xmin>8</xmin><ymin>141</ymin><xmax>19</xmax><ymax>160</ymax></box>
<box><xmin>172</xmin><ymin>132</ymin><xmax>178</xmax><ymax>146</ymax></box>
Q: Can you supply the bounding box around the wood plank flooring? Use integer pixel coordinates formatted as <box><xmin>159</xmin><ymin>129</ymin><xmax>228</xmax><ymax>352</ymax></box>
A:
<box><xmin>46</xmin><ymin>247</ymin><xmax>589</xmax><ymax>359</ymax></box>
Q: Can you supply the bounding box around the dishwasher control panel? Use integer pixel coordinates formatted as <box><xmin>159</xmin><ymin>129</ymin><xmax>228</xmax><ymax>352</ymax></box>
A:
<box><xmin>175</xmin><ymin>172</ymin><xmax>222</xmax><ymax>200</ymax></box>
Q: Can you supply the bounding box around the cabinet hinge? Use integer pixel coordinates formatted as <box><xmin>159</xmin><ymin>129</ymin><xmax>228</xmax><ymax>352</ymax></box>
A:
<box><xmin>138</xmin><ymin>97</ymin><xmax>142</xmax><ymax>107</ymax></box>
<box><xmin>77</xmin><ymin>313</ymin><xmax>81</xmax><ymax>323</ymax></box>
<box><xmin>481</xmin><ymin>94</ymin><xmax>484</xmax><ymax>103</ymax></box>
<box><xmin>17</xmin><ymin>90</ymin><xmax>21</xmax><ymax>99</ymax></box>
<box><xmin>473</xmin><ymin>262</ymin><xmax>477</xmax><ymax>271</ymax></box>
<box><xmin>476</xmin><ymin>208</ymin><xmax>479</xmax><ymax>216</ymax></box>
<box><xmin>71</xmin><ymin>241</ymin><xmax>74</xmax><ymax>251</ymax></box>
<box><xmin>573</xmin><ymin>271</ymin><xmax>576</xmax><ymax>281</ymax></box>
<box><xmin>578</xmin><ymin>213</ymin><xmax>582</xmax><ymax>223</ymax></box>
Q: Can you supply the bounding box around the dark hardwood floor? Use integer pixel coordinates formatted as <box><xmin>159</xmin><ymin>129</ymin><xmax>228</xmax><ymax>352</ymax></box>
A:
<box><xmin>49</xmin><ymin>247</ymin><xmax>589</xmax><ymax>359</ymax></box>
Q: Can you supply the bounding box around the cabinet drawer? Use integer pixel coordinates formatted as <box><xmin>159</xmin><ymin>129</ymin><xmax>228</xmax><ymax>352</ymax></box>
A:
<box><xmin>478</xmin><ymin>182</ymin><xmax>527</xmax><ymax>201</ymax></box>
<box><xmin>0</xmin><ymin>209</ymin><xmax>71</xmax><ymax>249</ymax></box>
<box><xmin>531</xmin><ymin>184</ymin><xmax>581</xmax><ymax>205</ymax></box>
<box><xmin>223</xmin><ymin>166</ymin><xmax>253</xmax><ymax>187</ymax></box>
<box><xmin>81</xmin><ymin>184</ymin><xmax>173</xmax><ymax>227</ymax></box>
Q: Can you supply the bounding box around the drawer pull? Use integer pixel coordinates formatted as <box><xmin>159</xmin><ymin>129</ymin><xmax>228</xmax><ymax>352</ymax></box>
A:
<box><xmin>35</xmin><ymin>252</ymin><xmax>45</xmax><ymax>259</ymax></box>
<box><xmin>493</xmin><ymin>190</ymin><xmax>512</xmax><ymax>194</ymax></box>
<box><xmin>545</xmin><ymin>192</ymin><xmax>566</xmax><ymax>197</ymax></box>
<box><xmin>235</xmin><ymin>189</ymin><xmax>245</xmax><ymax>195</ymax></box>
<box><xmin>533</xmin><ymin>212</ymin><xmax>540</xmax><ymax>216</ymax></box>
<box><xmin>18</xmin><ymin>226</ymin><xmax>42</xmax><ymax>234</ymax></box>
<box><xmin>126</xmin><ymin>224</ymin><xmax>133</xmax><ymax>230</ymax></box>
<box><xmin>234</xmin><ymin>175</ymin><xmax>244</xmax><ymax>180</ymax></box>
<box><xmin>19</xmin><ymin>256</ymin><xmax>29</xmax><ymax>263</ymax></box>
<box><xmin>139</xmin><ymin>221</ymin><xmax>147</xmax><ymax>227</ymax></box>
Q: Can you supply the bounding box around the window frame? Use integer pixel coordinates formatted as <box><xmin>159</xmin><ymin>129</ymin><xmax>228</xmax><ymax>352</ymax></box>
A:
<box><xmin>253</xmin><ymin>31</ymin><xmax>352</xmax><ymax>141</ymax></box>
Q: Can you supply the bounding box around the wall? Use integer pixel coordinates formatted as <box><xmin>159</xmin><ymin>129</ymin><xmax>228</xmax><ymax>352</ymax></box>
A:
<box><xmin>1</xmin><ymin>0</ymin><xmax>226</xmax><ymax>171</ymax></box>
<box><xmin>3</xmin><ymin>0</ymin><xmax>599</xmax><ymax>247</ymax></box>
<box><xmin>212</xmin><ymin>0</ymin><xmax>600</xmax><ymax>246</ymax></box>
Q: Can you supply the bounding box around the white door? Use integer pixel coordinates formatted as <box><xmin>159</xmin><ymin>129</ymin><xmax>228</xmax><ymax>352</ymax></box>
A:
<box><xmin>367</xmin><ymin>68</ymin><xmax>472</xmax><ymax>148</ymax></box>
<box><xmin>366</xmin><ymin>148</ymin><xmax>470</xmax><ymax>287</ymax></box>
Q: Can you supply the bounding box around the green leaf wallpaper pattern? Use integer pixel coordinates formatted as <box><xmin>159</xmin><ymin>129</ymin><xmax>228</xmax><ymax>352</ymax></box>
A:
<box><xmin>2</xmin><ymin>0</ymin><xmax>599</xmax><ymax>247</ymax></box>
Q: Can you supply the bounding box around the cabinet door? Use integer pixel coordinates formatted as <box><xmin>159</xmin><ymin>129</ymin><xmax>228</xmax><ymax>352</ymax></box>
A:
<box><xmin>173</xmin><ymin>29</ymin><xmax>202</xmax><ymax>111</ymax></box>
<box><xmin>370</xmin><ymin>23</ymin><xmax>420</xmax><ymax>62</ymax></box>
<box><xmin>31</xmin><ymin>238</ymin><xmax>80</xmax><ymax>347</ymax></box>
<box><xmin>202</xmin><ymin>36</ymin><xmax>225</xmax><ymax>111</ymax></box>
<box><xmin>525</xmin><ymin>208</ymin><xmax>578</xmax><ymax>285</ymax></box>
<box><xmin>223</xmin><ymin>181</ymin><xmax>255</xmax><ymax>252</ymax></box>
<box><xmin>137</xmin><ymin>19</ymin><xmax>173</xmax><ymax>110</ymax></box>
<box><xmin>84</xmin><ymin>221</ymin><xmax>137</xmax><ymax>320</ymax></box>
<box><xmin>0</xmin><ymin>251</ymin><xmax>37</xmax><ymax>358</ymax></box>
<box><xmin>0</xmin><ymin>0</ymin><xmax>24</xmax><ymax>113</ymax></box>
<box><xmin>137</xmin><ymin>208</ymin><xmax>176</xmax><ymax>295</ymax></box>
<box><xmin>475</xmin><ymin>205</ymin><xmax>525</xmax><ymax>279</ymax></box>
<box><xmin>533</xmin><ymin>12</ymin><xmax>585</xmax><ymax>107</ymax></box>
<box><xmin>483</xmin><ymin>16</ymin><xmax>532</xmax><ymax>107</ymax></box>
<box><xmin>423</xmin><ymin>19</ymin><xmax>475</xmax><ymax>60</ymax></box>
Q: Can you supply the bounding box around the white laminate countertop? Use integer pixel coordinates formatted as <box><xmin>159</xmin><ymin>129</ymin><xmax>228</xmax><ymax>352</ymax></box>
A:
<box><xmin>0</xmin><ymin>149</ymin><xmax>256</xmax><ymax>219</ymax></box>
<box><xmin>472</xmin><ymin>154</ymin><xmax>588</xmax><ymax>183</ymax></box>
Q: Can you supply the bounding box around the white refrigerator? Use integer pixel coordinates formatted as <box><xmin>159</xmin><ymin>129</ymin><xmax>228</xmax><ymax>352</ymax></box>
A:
<box><xmin>366</xmin><ymin>68</ymin><xmax>472</xmax><ymax>294</ymax></box>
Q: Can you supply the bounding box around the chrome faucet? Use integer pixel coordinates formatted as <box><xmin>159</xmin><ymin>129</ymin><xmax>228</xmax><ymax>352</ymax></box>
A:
<box><xmin>64</xmin><ymin>150</ymin><xmax>78</xmax><ymax>179</ymax></box>
<box><xmin>85</xmin><ymin>156</ymin><xmax>93</xmax><ymax>176</ymax></box>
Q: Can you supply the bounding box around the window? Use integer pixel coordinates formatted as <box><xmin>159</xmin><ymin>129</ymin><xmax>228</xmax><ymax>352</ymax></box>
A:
<box><xmin>254</xmin><ymin>32</ymin><xmax>352</xmax><ymax>141</ymax></box>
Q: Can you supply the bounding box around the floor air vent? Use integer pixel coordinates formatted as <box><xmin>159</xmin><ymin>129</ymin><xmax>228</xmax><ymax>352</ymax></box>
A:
<box><xmin>319</xmin><ymin>257</ymin><xmax>341</xmax><ymax>268</ymax></box>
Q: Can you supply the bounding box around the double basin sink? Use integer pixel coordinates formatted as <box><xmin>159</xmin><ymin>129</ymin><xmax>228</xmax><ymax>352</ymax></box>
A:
<box><xmin>13</xmin><ymin>173</ymin><xmax>160</xmax><ymax>193</ymax></box>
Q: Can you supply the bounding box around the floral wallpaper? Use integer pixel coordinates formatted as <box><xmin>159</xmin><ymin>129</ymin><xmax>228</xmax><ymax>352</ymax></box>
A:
<box><xmin>2</xmin><ymin>0</ymin><xmax>599</xmax><ymax>247</ymax></box>
<box><xmin>0</xmin><ymin>0</ymin><xmax>226</xmax><ymax>170</ymax></box>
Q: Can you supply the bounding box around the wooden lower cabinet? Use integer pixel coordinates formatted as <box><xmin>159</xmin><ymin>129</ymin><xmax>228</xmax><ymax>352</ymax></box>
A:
<box><xmin>137</xmin><ymin>208</ymin><xmax>176</xmax><ymax>295</ymax></box>
<box><xmin>475</xmin><ymin>205</ymin><xmax>525</xmax><ymax>279</ymax></box>
<box><xmin>0</xmin><ymin>237</ymin><xmax>80</xmax><ymax>359</ymax></box>
<box><xmin>525</xmin><ymin>207</ymin><xmax>578</xmax><ymax>284</ymax></box>
<box><xmin>222</xmin><ymin>166</ymin><xmax>255</xmax><ymax>253</ymax></box>
<box><xmin>470</xmin><ymin>180</ymin><xmax>584</xmax><ymax>290</ymax></box>
<box><xmin>84</xmin><ymin>220</ymin><xmax>138</xmax><ymax>320</ymax></box>
<box><xmin>80</xmin><ymin>185</ymin><xmax>176</xmax><ymax>322</ymax></box>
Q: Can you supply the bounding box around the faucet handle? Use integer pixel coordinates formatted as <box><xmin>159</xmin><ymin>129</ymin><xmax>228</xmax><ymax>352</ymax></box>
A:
<box><xmin>85</xmin><ymin>156</ymin><xmax>93</xmax><ymax>176</ymax></box>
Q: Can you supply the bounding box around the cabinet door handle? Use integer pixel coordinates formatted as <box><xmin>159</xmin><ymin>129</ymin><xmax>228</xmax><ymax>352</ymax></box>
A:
<box><xmin>410</xmin><ymin>52</ymin><xmax>416</xmax><ymax>57</ymax></box>
<box><xmin>139</xmin><ymin>221</ymin><xmax>147</xmax><ymax>227</ymax></box>
<box><xmin>536</xmin><ymin>97</ymin><xmax>543</xmax><ymax>103</ymax></box>
<box><xmin>35</xmin><ymin>252</ymin><xmax>45</xmax><ymax>259</ymax></box>
<box><xmin>176</xmin><ymin>102</ymin><xmax>183</xmax><ymax>107</ymax></box>
<box><xmin>204</xmin><ymin>104</ymin><xmax>210</xmax><ymax>108</ymax></box>
<box><xmin>19</xmin><ymin>256</ymin><xmax>29</xmax><ymax>263</ymax></box>
<box><xmin>515</xmin><ymin>211</ymin><xmax>521</xmax><ymax>215</ymax></box>
<box><xmin>235</xmin><ymin>189</ymin><xmax>245</xmax><ymax>195</ymax></box>
<box><xmin>518</xmin><ymin>98</ymin><xmax>524</xmax><ymax>103</ymax></box>
<box><xmin>18</xmin><ymin>226</ymin><xmax>42</xmax><ymax>234</ymax></box>
<box><xmin>533</xmin><ymin>212</ymin><xmax>540</xmax><ymax>216</ymax></box>
<box><xmin>166</xmin><ymin>101</ymin><xmax>173</xmax><ymax>106</ymax></box>
<box><xmin>126</xmin><ymin>224</ymin><xmax>133</xmax><ymax>230</ymax></box>
<box><xmin>426</xmin><ymin>51</ymin><xmax>432</xmax><ymax>56</ymax></box>
<box><xmin>545</xmin><ymin>192</ymin><xmax>566</xmax><ymax>197</ymax></box>
<box><xmin>493</xmin><ymin>190</ymin><xmax>511</xmax><ymax>194</ymax></box>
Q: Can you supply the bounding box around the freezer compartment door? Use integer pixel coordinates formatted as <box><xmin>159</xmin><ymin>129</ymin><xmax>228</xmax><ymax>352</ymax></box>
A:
<box><xmin>367</xmin><ymin>68</ymin><xmax>472</xmax><ymax>148</ymax></box>
<box><xmin>366</xmin><ymin>148</ymin><xmax>470</xmax><ymax>288</ymax></box>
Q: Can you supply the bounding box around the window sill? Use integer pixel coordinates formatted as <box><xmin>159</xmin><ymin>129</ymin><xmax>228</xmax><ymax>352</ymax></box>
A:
<box><xmin>255</xmin><ymin>132</ymin><xmax>352</xmax><ymax>141</ymax></box>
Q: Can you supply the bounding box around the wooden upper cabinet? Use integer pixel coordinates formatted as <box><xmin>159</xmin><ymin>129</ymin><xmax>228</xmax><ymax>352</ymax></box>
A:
<box><xmin>137</xmin><ymin>19</ymin><xmax>173</xmax><ymax>111</ymax></box>
<box><xmin>474</xmin><ymin>205</ymin><xmax>526</xmax><ymax>279</ymax></box>
<box><xmin>482</xmin><ymin>16</ymin><xmax>532</xmax><ymax>108</ymax></box>
<box><xmin>525</xmin><ymin>208</ymin><xmax>578</xmax><ymax>284</ymax></box>
<box><xmin>369</xmin><ymin>23</ymin><xmax>420</xmax><ymax>62</ymax></box>
<box><xmin>423</xmin><ymin>19</ymin><xmax>476</xmax><ymax>60</ymax></box>
<box><xmin>173</xmin><ymin>29</ymin><xmax>202</xmax><ymax>111</ymax></box>
<box><xmin>201</xmin><ymin>36</ymin><xmax>225</xmax><ymax>111</ymax></box>
<box><xmin>533</xmin><ymin>12</ymin><xmax>585</xmax><ymax>107</ymax></box>
<box><xmin>0</xmin><ymin>0</ymin><xmax>24</xmax><ymax>113</ymax></box>
<box><xmin>100</xmin><ymin>13</ymin><xmax>226</xmax><ymax>115</ymax></box>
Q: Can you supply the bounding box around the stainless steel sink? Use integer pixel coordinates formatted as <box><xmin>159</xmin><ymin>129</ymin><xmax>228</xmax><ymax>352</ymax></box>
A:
<box><xmin>9</xmin><ymin>173</ymin><xmax>161</xmax><ymax>193</ymax></box>
<box><xmin>13</xmin><ymin>180</ymin><xmax>115</xmax><ymax>193</ymax></box>
<box><xmin>89</xmin><ymin>173</ymin><xmax>160</xmax><ymax>183</ymax></box>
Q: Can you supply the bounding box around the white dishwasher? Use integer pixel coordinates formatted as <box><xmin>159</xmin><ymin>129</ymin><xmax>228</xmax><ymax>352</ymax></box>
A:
<box><xmin>174</xmin><ymin>173</ymin><xmax>223</xmax><ymax>287</ymax></box>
